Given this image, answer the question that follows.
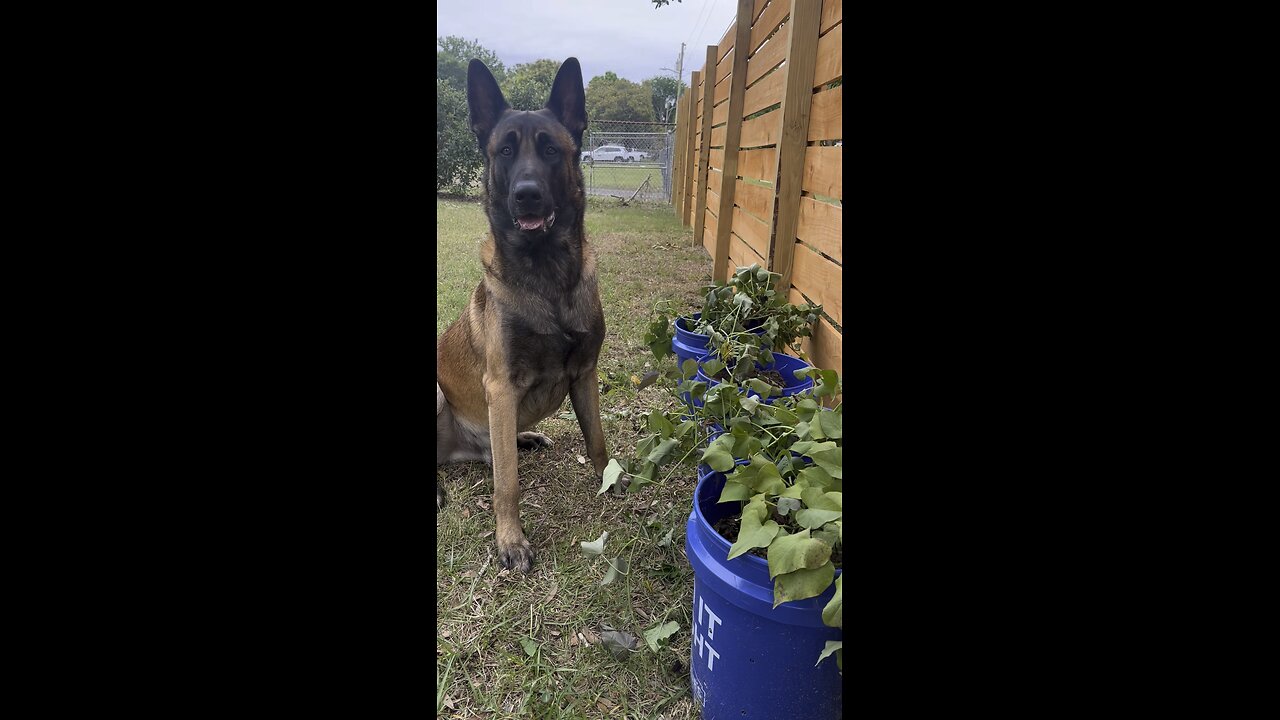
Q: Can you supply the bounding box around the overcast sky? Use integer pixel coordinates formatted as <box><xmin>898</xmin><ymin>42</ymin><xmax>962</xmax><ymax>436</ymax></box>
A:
<box><xmin>436</xmin><ymin>0</ymin><xmax>739</xmax><ymax>88</ymax></box>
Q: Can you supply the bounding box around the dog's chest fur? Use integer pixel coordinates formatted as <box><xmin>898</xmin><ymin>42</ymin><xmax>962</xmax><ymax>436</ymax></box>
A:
<box><xmin>497</xmin><ymin>278</ymin><xmax>603</xmax><ymax>429</ymax></box>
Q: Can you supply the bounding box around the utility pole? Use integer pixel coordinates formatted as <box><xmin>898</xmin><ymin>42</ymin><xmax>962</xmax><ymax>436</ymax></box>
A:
<box><xmin>661</xmin><ymin>43</ymin><xmax>687</xmax><ymax>122</ymax></box>
<box><xmin>676</xmin><ymin>42</ymin><xmax>685</xmax><ymax>101</ymax></box>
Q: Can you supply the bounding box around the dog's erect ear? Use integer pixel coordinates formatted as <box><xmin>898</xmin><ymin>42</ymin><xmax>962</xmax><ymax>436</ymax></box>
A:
<box><xmin>546</xmin><ymin>57</ymin><xmax>587</xmax><ymax>147</ymax></box>
<box><xmin>467</xmin><ymin>59</ymin><xmax>509</xmax><ymax>152</ymax></box>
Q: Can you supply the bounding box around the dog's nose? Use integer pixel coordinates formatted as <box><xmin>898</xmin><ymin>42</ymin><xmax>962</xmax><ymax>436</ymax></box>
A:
<box><xmin>513</xmin><ymin>181</ymin><xmax>542</xmax><ymax>205</ymax></box>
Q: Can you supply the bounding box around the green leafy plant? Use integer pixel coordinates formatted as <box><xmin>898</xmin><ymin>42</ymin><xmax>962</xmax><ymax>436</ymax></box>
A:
<box><xmin>606</xmin><ymin>359</ymin><xmax>844</xmax><ymax>672</ymax></box>
<box><xmin>642</xmin><ymin>264</ymin><xmax>822</xmax><ymax>383</ymax></box>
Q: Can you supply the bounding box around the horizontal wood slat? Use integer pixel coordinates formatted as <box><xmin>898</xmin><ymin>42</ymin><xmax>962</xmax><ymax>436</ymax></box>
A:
<box><xmin>795</xmin><ymin>196</ymin><xmax>842</xmax><ymax>263</ymax></box>
<box><xmin>706</xmin><ymin>168</ymin><xmax>724</xmax><ymax>197</ymax></box>
<box><xmin>717</xmin><ymin>25</ymin><xmax>735</xmax><ymax>62</ymax></box>
<box><xmin>746</xmin><ymin>24</ymin><xmax>789</xmax><ymax>84</ymax></box>
<box><xmin>738</xmin><ymin>109</ymin><xmax>781</xmax><ymax>148</ymax></box>
<box><xmin>713</xmin><ymin>99</ymin><xmax>730</xmax><ymax>126</ymax></box>
<box><xmin>813</xmin><ymin>24</ymin><xmax>842</xmax><ymax>87</ymax></box>
<box><xmin>750</xmin><ymin>0</ymin><xmax>789</xmax><ymax>55</ymax></box>
<box><xmin>802</xmin><ymin>146</ymin><xmax>841</xmax><ymax>200</ymax></box>
<box><xmin>732</xmin><ymin>206</ymin><xmax>771</xmax><ymax>259</ymax></box>
<box><xmin>743</xmin><ymin>67</ymin><xmax>785</xmax><ymax>117</ymax></box>
<box><xmin>734</xmin><ymin>179</ymin><xmax>773</xmax><ymax>222</ymax></box>
<box><xmin>752</xmin><ymin>0</ymin><xmax>770</xmax><ymax>24</ymax></box>
<box><xmin>820</xmin><ymin>0</ymin><xmax>842</xmax><ymax>34</ymax></box>
<box><xmin>790</xmin><ymin>244</ymin><xmax>842</xmax><ymax>326</ymax></box>
<box><xmin>717</xmin><ymin>49</ymin><xmax>735</xmax><ymax>83</ymax></box>
<box><xmin>738</xmin><ymin>146</ymin><xmax>778</xmax><ymax>183</ymax></box>
<box><xmin>807</xmin><ymin>85</ymin><xmax>842</xmax><ymax>141</ymax></box>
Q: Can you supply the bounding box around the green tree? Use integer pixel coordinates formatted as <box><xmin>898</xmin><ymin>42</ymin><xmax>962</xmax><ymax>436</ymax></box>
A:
<box><xmin>436</xmin><ymin>36</ymin><xmax>505</xmax><ymax>192</ymax></box>
<box><xmin>585</xmin><ymin>71</ymin><xmax>655</xmax><ymax>122</ymax></box>
<box><xmin>437</xmin><ymin>37</ymin><xmax>505</xmax><ymax>86</ymax></box>
<box><xmin>645</xmin><ymin>75</ymin><xmax>684</xmax><ymax>123</ymax></box>
<box><xmin>437</xmin><ymin>52</ymin><xmax>467</xmax><ymax>90</ymax></box>
<box><xmin>501</xmin><ymin>59</ymin><xmax>560</xmax><ymax>111</ymax></box>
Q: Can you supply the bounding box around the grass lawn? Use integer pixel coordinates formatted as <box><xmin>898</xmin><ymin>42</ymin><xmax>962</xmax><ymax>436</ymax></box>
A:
<box><xmin>436</xmin><ymin>196</ymin><xmax>713</xmax><ymax>719</ymax></box>
<box><xmin>581</xmin><ymin>163</ymin><xmax>665</xmax><ymax>192</ymax></box>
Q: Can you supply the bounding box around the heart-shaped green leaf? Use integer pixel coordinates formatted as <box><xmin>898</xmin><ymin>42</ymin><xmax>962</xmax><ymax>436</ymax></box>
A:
<box><xmin>598</xmin><ymin>459</ymin><xmax>624</xmax><ymax>495</ymax></box>
<box><xmin>796</xmin><ymin>465</ymin><xmax>833</xmax><ymax>490</ymax></box>
<box><xmin>647</xmin><ymin>438</ymin><xmax>680</xmax><ymax>465</ymax></box>
<box><xmin>816</xmin><ymin>639</ymin><xmax>841</xmax><ymax>666</ymax></box>
<box><xmin>647</xmin><ymin>410</ymin><xmax>675</xmax><ymax>437</ymax></box>
<box><xmin>796</xmin><ymin>508</ymin><xmax>842</xmax><ymax>529</ymax></box>
<box><xmin>822</xmin><ymin>575</ymin><xmax>842</xmax><ymax>629</ymax></box>
<box><xmin>773</xmin><ymin>561</ymin><xmax>835</xmax><ymax>607</ymax></box>
<box><xmin>727</xmin><ymin>499</ymin><xmax>779</xmax><ymax>559</ymax></box>
<box><xmin>776</xmin><ymin>497</ymin><xmax>802</xmax><ymax>516</ymax></box>
<box><xmin>680</xmin><ymin>358</ymin><xmax>699</xmax><ymax>380</ymax></box>
<box><xmin>701</xmin><ymin>442</ymin><xmax>736</xmax><ymax>472</ymax></box>
<box><xmin>643</xmin><ymin>621</ymin><xmax>680</xmax><ymax>652</ymax></box>
<box><xmin>817</xmin><ymin>409</ymin><xmax>841</xmax><ymax>438</ymax></box>
<box><xmin>580</xmin><ymin>531</ymin><xmax>609</xmax><ymax>555</ymax></box>
<box><xmin>601</xmin><ymin>556</ymin><xmax>629</xmax><ymax>585</ymax></box>
<box><xmin>801</xmin><ymin>488</ymin><xmax>841</xmax><ymax>511</ymax></box>
<box><xmin>767</xmin><ymin>529</ymin><xmax>832</xmax><ymax>578</ymax></box>
<box><xmin>718</xmin><ymin>480</ymin><xmax>752</xmax><ymax>502</ymax></box>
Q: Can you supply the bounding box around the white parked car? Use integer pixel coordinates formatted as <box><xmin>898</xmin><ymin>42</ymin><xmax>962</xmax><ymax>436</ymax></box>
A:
<box><xmin>588</xmin><ymin>145</ymin><xmax>646</xmax><ymax>163</ymax></box>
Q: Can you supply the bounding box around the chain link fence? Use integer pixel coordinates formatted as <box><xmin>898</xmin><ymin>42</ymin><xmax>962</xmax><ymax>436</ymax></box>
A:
<box><xmin>581</xmin><ymin>120</ymin><xmax>676</xmax><ymax>204</ymax></box>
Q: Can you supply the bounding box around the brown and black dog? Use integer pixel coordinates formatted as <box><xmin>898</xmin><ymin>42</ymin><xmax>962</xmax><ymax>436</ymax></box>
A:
<box><xmin>436</xmin><ymin>57</ymin><xmax>608</xmax><ymax>573</ymax></box>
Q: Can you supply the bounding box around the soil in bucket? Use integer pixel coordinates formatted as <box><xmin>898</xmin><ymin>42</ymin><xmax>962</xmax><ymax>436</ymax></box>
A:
<box><xmin>710</xmin><ymin>366</ymin><xmax>786</xmax><ymax>389</ymax></box>
<box><xmin>712</xmin><ymin>508</ymin><xmax>844</xmax><ymax>568</ymax></box>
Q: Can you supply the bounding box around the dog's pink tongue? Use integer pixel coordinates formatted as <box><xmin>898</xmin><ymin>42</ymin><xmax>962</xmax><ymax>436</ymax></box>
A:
<box><xmin>518</xmin><ymin>216</ymin><xmax>544</xmax><ymax>230</ymax></box>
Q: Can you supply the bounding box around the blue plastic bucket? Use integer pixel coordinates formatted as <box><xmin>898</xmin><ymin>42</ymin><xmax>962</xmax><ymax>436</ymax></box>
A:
<box><xmin>672</xmin><ymin>314</ymin><xmax>711</xmax><ymax>370</ymax></box>
<box><xmin>686</xmin><ymin>467</ymin><xmax>843</xmax><ymax>717</ymax></box>
<box><xmin>671</xmin><ymin>314</ymin><xmax>766</xmax><ymax>370</ymax></box>
<box><xmin>690</xmin><ymin>352</ymin><xmax>814</xmax><ymax>408</ymax></box>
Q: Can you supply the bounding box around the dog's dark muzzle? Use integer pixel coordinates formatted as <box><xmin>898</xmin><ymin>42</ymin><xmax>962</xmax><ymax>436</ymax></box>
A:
<box><xmin>510</xmin><ymin>181</ymin><xmax>556</xmax><ymax>232</ymax></box>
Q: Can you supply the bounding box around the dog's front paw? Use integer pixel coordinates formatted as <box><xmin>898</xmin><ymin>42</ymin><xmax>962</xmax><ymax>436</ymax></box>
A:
<box><xmin>437</xmin><ymin>485</ymin><xmax>448</xmax><ymax>511</ymax></box>
<box><xmin>496</xmin><ymin>531</ymin><xmax>534</xmax><ymax>573</ymax></box>
<box><xmin>516</xmin><ymin>432</ymin><xmax>553</xmax><ymax>451</ymax></box>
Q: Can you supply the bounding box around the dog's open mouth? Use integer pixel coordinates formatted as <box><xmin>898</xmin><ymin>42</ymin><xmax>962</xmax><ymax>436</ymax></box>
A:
<box><xmin>514</xmin><ymin>211</ymin><xmax>556</xmax><ymax>232</ymax></box>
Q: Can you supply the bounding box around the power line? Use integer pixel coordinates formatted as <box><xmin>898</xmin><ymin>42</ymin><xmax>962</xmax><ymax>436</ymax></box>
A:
<box><xmin>686</xmin><ymin>0</ymin><xmax>718</xmax><ymax>50</ymax></box>
<box><xmin>682</xmin><ymin>0</ymin><xmax>712</xmax><ymax>47</ymax></box>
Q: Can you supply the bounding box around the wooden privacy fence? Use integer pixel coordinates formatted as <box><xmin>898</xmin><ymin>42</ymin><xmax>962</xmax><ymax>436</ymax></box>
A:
<box><xmin>671</xmin><ymin>0</ymin><xmax>842</xmax><ymax>377</ymax></box>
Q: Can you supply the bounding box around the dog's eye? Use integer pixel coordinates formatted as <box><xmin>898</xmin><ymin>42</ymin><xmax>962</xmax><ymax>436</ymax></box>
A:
<box><xmin>500</xmin><ymin>147</ymin><xmax>513</xmax><ymax>157</ymax></box>
<box><xmin>544</xmin><ymin>145</ymin><xmax>558</xmax><ymax>156</ymax></box>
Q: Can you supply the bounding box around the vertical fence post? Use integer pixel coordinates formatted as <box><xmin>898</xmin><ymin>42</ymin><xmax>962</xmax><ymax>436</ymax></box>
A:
<box><xmin>691</xmin><ymin>47</ymin><xmax>716</xmax><ymax>251</ymax></box>
<box><xmin>671</xmin><ymin>94</ymin><xmax>686</xmax><ymax>218</ymax></box>
<box><xmin>712</xmin><ymin>0</ymin><xmax>754</xmax><ymax>284</ymax></box>
<box><xmin>681</xmin><ymin>74</ymin><xmax>699</xmax><ymax>226</ymax></box>
<box><xmin>768</xmin><ymin>0</ymin><xmax>821</xmax><ymax>293</ymax></box>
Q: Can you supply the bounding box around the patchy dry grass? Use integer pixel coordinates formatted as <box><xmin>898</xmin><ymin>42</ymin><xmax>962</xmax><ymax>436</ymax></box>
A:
<box><xmin>436</xmin><ymin>197</ymin><xmax>711</xmax><ymax>719</ymax></box>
